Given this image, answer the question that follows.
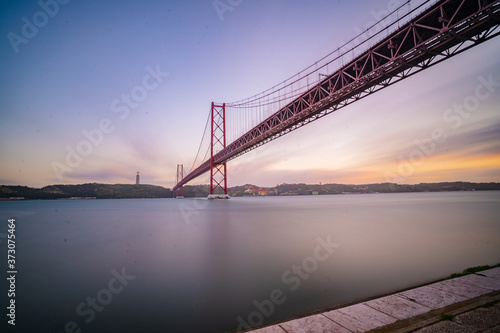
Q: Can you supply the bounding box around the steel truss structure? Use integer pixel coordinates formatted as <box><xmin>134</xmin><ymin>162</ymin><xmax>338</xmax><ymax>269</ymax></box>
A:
<box><xmin>173</xmin><ymin>0</ymin><xmax>500</xmax><ymax>192</ymax></box>
<box><xmin>209</xmin><ymin>103</ymin><xmax>228</xmax><ymax>195</ymax></box>
<box><xmin>175</xmin><ymin>164</ymin><xmax>184</xmax><ymax>197</ymax></box>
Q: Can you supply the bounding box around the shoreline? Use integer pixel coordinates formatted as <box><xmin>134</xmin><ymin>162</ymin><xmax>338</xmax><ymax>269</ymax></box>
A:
<box><xmin>1</xmin><ymin>187</ymin><xmax>500</xmax><ymax>202</ymax></box>
<box><xmin>239</xmin><ymin>265</ymin><xmax>500</xmax><ymax>333</ymax></box>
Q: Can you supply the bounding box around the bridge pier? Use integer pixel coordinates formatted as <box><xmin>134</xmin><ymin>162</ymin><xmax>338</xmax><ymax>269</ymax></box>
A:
<box><xmin>207</xmin><ymin>194</ymin><xmax>230</xmax><ymax>200</ymax></box>
<box><xmin>209</xmin><ymin>102</ymin><xmax>230</xmax><ymax>199</ymax></box>
<box><xmin>175</xmin><ymin>164</ymin><xmax>184</xmax><ymax>198</ymax></box>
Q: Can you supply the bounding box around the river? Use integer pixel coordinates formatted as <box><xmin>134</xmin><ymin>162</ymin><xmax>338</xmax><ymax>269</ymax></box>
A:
<box><xmin>1</xmin><ymin>191</ymin><xmax>499</xmax><ymax>332</ymax></box>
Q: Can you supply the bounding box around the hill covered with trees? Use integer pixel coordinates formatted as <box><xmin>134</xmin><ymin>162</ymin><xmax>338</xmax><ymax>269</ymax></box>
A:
<box><xmin>1</xmin><ymin>181</ymin><xmax>498</xmax><ymax>200</ymax></box>
<box><xmin>0</xmin><ymin>183</ymin><xmax>172</xmax><ymax>200</ymax></box>
<box><xmin>183</xmin><ymin>181</ymin><xmax>500</xmax><ymax>197</ymax></box>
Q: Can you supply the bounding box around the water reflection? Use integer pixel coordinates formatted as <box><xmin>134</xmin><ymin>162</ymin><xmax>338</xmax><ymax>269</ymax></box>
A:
<box><xmin>0</xmin><ymin>191</ymin><xmax>499</xmax><ymax>332</ymax></box>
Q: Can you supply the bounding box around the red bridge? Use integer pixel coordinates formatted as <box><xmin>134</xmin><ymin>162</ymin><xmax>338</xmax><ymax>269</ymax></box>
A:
<box><xmin>173</xmin><ymin>0</ymin><xmax>500</xmax><ymax>197</ymax></box>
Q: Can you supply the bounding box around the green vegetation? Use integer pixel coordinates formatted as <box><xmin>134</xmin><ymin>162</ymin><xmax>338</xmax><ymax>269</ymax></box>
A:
<box><xmin>441</xmin><ymin>314</ymin><xmax>454</xmax><ymax>321</ymax></box>
<box><xmin>0</xmin><ymin>183</ymin><xmax>172</xmax><ymax>200</ymax></box>
<box><xmin>1</xmin><ymin>181</ymin><xmax>499</xmax><ymax>200</ymax></box>
<box><xmin>482</xmin><ymin>300</ymin><xmax>499</xmax><ymax>308</ymax></box>
<box><xmin>232</xmin><ymin>181</ymin><xmax>500</xmax><ymax>197</ymax></box>
<box><xmin>182</xmin><ymin>185</ymin><xmax>210</xmax><ymax>198</ymax></box>
<box><xmin>450</xmin><ymin>263</ymin><xmax>500</xmax><ymax>278</ymax></box>
<box><xmin>272</xmin><ymin>182</ymin><xmax>500</xmax><ymax>196</ymax></box>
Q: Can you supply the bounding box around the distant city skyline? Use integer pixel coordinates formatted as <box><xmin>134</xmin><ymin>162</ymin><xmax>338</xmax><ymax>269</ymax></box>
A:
<box><xmin>1</xmin><ymin>0</ymin><xmax>499</xmax><ymax>188</ymax></box>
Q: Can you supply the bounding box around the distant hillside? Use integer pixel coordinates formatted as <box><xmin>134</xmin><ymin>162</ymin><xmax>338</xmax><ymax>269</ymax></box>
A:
<box><xmin>1</xmin><ymin>181</ymin><xmax>499</xmax><ymax>200</ymax></box>
<box><xmin>271</xmin><ymin>182</ymin><xmax>500</xmax><ymax>196</ymax></box>
<box><xmin>0</xmin><ymin>183</ymin><xmax>173</xmax><ymax>200</ymax></box>
<box><xmin>182</xmin><ymin>181</ymin><xmax>500</xmax><ymax>198</ymax></box>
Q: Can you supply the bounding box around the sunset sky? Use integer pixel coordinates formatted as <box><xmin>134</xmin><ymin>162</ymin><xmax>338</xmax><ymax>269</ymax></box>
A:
<box><xmin>1</xmin><ymin>0</ymin><xmax>499</xmax><ymax>188</ymax></box>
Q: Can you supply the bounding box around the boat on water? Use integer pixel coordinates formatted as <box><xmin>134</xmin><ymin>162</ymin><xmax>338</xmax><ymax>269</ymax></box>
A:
<box><xmin>207</xmin><ymin>194</ymin><xmax>230</xmax><ymax>200</ymax></box>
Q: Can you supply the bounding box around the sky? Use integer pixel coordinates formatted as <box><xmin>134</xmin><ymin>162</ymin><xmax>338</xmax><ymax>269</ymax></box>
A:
<box><xmin>0</xmin><ymin>0</ymin><xmax>499</xmax><ymax>189</ymax></box>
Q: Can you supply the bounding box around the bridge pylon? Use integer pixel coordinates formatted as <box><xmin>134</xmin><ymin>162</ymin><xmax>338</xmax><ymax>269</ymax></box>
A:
<box><xmin>209</xmin><ymin>102</ymin><xmax>229</xmax><ymax>199</ymax></box>
<box><xmin>175</xmin><ymin>164</ymin><xmax>184</xmax><ymax>198</ymax></box>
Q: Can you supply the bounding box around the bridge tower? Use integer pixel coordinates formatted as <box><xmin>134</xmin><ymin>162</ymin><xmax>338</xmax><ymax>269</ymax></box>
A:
<box><xmin>209</xmin><ymin>102</ymin><xmax>228</xmax><ymax>198</ymax></box>
<box><xmin>176</xmin><ymin>164</ymin><xmax>184</xmax><ymax>198</ymax></box>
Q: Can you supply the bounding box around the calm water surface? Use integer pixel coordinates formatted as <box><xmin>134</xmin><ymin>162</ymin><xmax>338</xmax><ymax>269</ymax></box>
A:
<box><xmin>1</xmin><ymin>191</ymin><xmax>499</xmax><ymax>332</ymax></box>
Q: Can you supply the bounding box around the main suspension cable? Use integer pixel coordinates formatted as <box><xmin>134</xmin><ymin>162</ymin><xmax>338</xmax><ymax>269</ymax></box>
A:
<box><xmin>189</xmin><ymin>109</ymin><xmax>211</xmax><ymax>174</ymax></box>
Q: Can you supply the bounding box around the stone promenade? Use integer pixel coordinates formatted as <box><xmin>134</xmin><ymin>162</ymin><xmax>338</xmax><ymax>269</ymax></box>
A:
<box><xmin>246</xmin><ymin>267</ymin><xmax>500</xmax><ymax>333</ymax></box>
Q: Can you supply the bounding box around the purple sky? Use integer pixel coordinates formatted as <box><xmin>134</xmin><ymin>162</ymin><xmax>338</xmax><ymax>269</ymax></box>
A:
<box><xmin>1</xmin><ymin>0</ymin><xmax>499</xmax><ymax>188</ymax></box>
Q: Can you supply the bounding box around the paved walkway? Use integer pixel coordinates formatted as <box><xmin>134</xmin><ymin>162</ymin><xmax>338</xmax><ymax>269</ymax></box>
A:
<box><xmin>247</xmin><ymin>267</ymin><xmax>500</xmax><ymax>333</ymax></box>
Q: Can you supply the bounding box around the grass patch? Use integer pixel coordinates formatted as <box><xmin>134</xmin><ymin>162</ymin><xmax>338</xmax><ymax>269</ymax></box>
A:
<box><xmin>482</xmin><ymin>300</ymin><xmax>499</xmax><ymax>308</ymax></box>
<box><xmin>441</xmin><ymin>314</ymin><xmax>454</xmax><ymax>321</ymax></box>
<box><xmin>450</xmin><ymin>263</ymin><xmax>500</xmax><ymax>278</ymax></box>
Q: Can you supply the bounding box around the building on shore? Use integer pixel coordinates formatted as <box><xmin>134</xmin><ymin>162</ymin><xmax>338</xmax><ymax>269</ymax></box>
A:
<box><xmin>136</xmin><ymin>172</ymin><xmax>140</xmax><ymax>185</ymax></box>
<box><xmin>252</xmin><ymin>188</ymin><xmax>268</xmax><ymax>196</ymax></box>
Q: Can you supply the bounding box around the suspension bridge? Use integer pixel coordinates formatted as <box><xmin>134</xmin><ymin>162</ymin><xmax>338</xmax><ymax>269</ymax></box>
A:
<box><xmin>173</xmin><ymin>0</ymin><xmax>500</xmax><ymax>198</ymax></box>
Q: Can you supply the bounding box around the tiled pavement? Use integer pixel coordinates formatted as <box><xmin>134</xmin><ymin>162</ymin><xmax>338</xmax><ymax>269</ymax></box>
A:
<box><xmin>246</xmin><ymin>267</ymin><xmax>500</xmax><ymax>333</ymax></box>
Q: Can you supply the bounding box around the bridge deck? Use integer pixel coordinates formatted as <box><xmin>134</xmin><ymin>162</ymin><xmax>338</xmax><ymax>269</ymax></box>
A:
<box><xmin>174</xmin><ymin>0</ymin><xmax>500</xmax><ymax>191</ymax></box>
